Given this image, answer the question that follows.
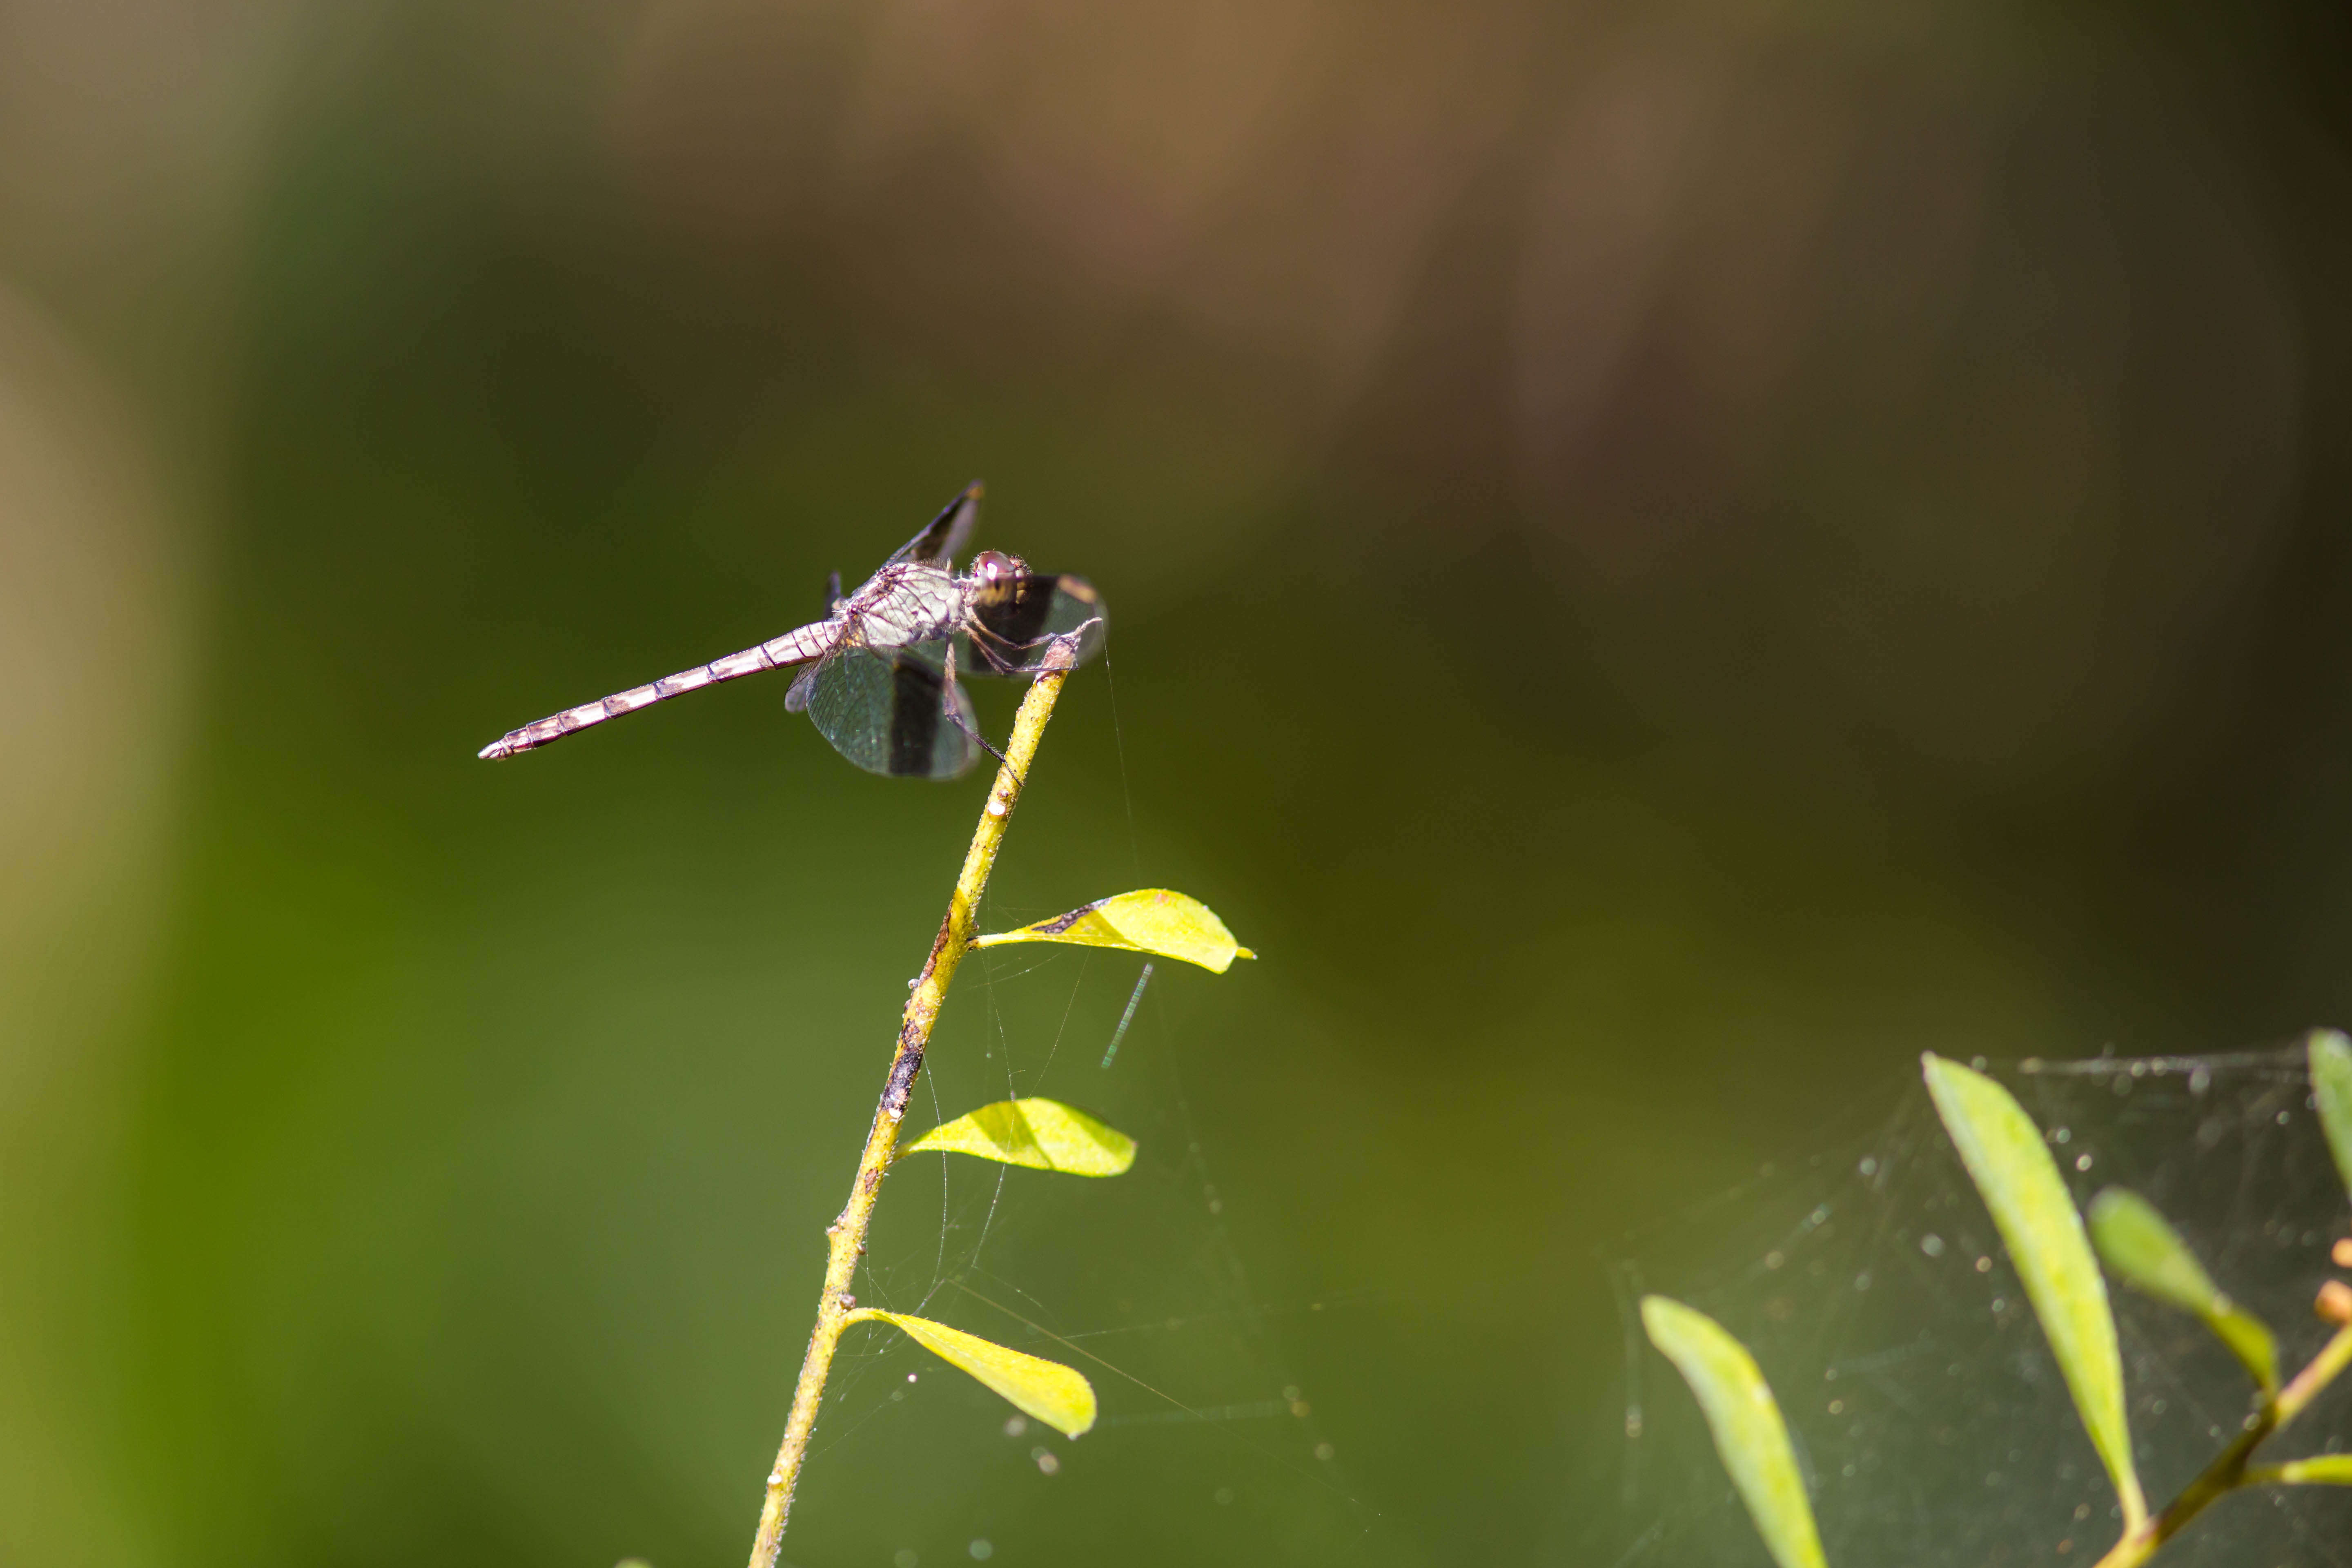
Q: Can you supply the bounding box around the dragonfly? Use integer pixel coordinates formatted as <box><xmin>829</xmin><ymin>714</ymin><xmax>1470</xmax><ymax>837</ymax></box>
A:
<box><xmin>477</xmin><ymin>483</ymin><xmax>1105</xmax><ymax>777</ymax></box>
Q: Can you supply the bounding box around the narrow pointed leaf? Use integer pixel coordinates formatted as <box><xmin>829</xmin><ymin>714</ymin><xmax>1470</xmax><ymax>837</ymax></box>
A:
<box><xmin>1923</xmin><ymin>1054</ymin><xmax>2145</xmax><ymax>1527</ymax></box>
<box><xmin>2312</xmin><ymin>1030</ymin><xmax>2352</xmax><ymax>1202</ymax></box>
<box><xmin>2089</xmin><ymin>1187</ymin><xmax>2278</xmax><ymax>1393</ymax></box>
<box><xmin>2261</xmin><ymin>1456</ymin><xmax>2352</xmax><ymax>1486</ymax></box>
<box><xmin>1640</xmin><ymin>1296</ymin><xmax>1827</xmax><ymax>1568</ymax></box>
<box><xmin>972</xmin><ymin>889</ymin><xmax>1255</xmax><ymax>974</ymax></box>
<box><xmin>846</xmin><ymin>1310</ymin><xmax>1096</xmax><ymax>1437</ymax></box>
<box><xmin>903</xmin><ymin>1098</ymin><xmax>1136</xmax><ymax>1176</ymax></box>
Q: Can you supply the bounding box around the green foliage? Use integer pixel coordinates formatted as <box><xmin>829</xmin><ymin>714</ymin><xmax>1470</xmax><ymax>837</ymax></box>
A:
<box><xmin>972</xmin><ymin>889</ymin><xmax>1256</xmax><ymax>973</ymax></box>
<box><xmin>1658</xmin><ymin>1047</ymin><xmax>2352</xmax><ymax>1568</ymax></box>
<box><xmin>845</xmin><ymin>1310</ymin><xmax>1098</xmax><ymax>1437</ymax></box>
<box><xmin>2312</xmin><ymin>1029</ymin><xmax>2352</xmax><ymax>1201</ymax></box>
<box><xmin>2253</xmin><ymin>1456</ymin><xmax>2352</xmax><ymax>1486</ymax></box>
<box><xmin>1640</xmin><ymin>1296</ymin><xmax>1826</xmax><ymax>1568</ymax></box>
<box><xmin>1922</xmin><ymin>1053</ymin><xmax>2145</xmax><ymax>1527</ymax></box>
<box><xmin>2089</xmin><ymin>1187</ymin><xmax>2277</xmax><ymax>1393</ymax></box>
<box><xmin>904</xmin><ymin>1097</ymin><xmax>1137</xmax><ymax>1175</ymax></box>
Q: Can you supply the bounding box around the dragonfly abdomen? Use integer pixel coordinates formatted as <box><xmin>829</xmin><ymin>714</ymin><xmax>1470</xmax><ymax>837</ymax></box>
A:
<box><xmin>478</xmin><ymin>618</ymin><xmax>840</xmax><ymax>759</ymax></box>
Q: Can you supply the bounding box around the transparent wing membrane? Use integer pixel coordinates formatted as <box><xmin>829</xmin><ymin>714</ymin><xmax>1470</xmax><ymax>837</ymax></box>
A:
<box><xmin>887</xmin><ymin>481</ymin><xmax>982</xmax><ymax>569</ymax></box>
<box><xmin>802</xmin><ymin>639</ymin><xmax>981</xmax><ymax>779</ymax></box>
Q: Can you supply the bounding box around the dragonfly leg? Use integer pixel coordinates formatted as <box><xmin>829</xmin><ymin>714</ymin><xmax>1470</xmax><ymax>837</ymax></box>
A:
<box><xmin>940</xmin><ymin>641</ymin><xmax>1009</xmax><ymax>766</ymax></box>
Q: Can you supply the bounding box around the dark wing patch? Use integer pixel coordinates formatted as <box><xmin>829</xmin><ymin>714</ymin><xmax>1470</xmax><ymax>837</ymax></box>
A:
<box><xmin>886</xmin><ymin>482</ymin><xmax>984</xmax><ymax>568</ymax></box>
<box><xmin>801</xmin><ymin>640</ymin><xmax>980</xmax><ymax>778</ymax></box>
<box><xmin>962</xmin><ymin>573</ymin><xmax>1107</xmax><ymax>675</ymax></box>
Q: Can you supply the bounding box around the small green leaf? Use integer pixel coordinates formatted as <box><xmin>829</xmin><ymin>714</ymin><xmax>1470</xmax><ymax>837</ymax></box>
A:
<box><xmin>2089</xmin><ymin>1187</ymin><xmax>2278</xmax><ymax>1393</ymax></box>
<box><xmin>903</xmin><ymin>1098</ymin><xmax>1136</xmax><ymax>1176</ymax></box>
<box><xmin>1640</xmin><ymin>1296</ymin><xmax>1826</xmax><ymax>1568</ymax></box>
<box><xmin>2256</xmin><ymin>1455</ymin><xmax>2352</xmax><ymax>1486</ymax></box>
<box><xmin>2311</xmin><ymin>1030</ymin><xmax>2352</xmax><ymax>1202</ymax></box>
<box><xmin>2258</xmin><ymin>1457</ymin><xmax>2352</xmax><ymax>1486</ymax></box>
<box><xmin>846</xmin><ymin>1310</ymin><xmax>1096</xmax><ymax>1437</ymax></box>
<box><xmin>972</xmin><ymin>889</ymin><xmax>1255</xmax><ymax>974</ymax></box>
<box><xmin>1923</xmin><ymin>1054</ymin><xmax>2145</xmax><ymax>1528</ymax></box>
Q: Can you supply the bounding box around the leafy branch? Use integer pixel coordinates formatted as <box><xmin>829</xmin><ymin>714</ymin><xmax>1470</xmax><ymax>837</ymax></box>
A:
<box><xmin>744</xmin><ymin>646</ymin><xmax>1254</xmax><ymax>1566</ymax></box>
<box><xmin>1641</xmin><ymin>1030</ymin><xmax>2352</xmax><ymax>1568</ymax></box>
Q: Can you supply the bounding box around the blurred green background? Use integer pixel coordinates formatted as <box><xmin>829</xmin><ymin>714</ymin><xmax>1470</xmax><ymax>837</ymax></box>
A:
<box><xmin>5</xmin><ymin>0</ymin><xmax>2352</xmax><ymax>1563</ymax></box>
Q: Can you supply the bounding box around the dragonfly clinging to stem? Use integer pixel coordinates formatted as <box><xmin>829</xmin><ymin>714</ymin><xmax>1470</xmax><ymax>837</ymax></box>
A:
<box><xmin>477</xmin><ymin>483</ymin><xmax>1105</xmax><ymax>777</ymax></box>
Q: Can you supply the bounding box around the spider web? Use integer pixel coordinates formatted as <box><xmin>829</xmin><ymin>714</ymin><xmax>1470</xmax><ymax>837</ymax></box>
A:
<box><xmin>1599</xmin><ymin>1045</ymin><xmax>2352</xmax><ymax>1568</ymax></box>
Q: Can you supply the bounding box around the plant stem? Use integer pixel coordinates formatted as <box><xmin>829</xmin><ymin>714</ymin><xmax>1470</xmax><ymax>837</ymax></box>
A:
<box><xmin>745</xmin><ymin>659</ymin><xmax>1074</xmax><ymax>1568</ymax></box>
<box><xmin>2090</xmin><ymin>1320</ymin><xmax>2352</xmax><ymax>1568</ymax></box>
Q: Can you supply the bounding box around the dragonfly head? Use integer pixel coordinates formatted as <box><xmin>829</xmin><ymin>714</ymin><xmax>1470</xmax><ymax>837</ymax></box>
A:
<box><xmin>969</xmin><ymin>548</ymin><xmax>1024</xmax><ymax>589</ymax></box>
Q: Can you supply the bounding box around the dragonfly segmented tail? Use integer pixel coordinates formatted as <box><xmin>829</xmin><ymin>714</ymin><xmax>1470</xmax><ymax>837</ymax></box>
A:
<box><xmin>478</xmin><ymin>618</ymin><xmax>841</xmax><ymax>759</ymax></box>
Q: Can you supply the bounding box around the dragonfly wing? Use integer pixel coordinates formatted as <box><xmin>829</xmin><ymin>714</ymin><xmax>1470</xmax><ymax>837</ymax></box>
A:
<box><xmin>802</xmin><ymin>639</ymin><xmax>980</xmax><ymax>778</ymax></box>
<box><xmin>962</xmin><ymin>572</ymin><xmax>1107</xmax><ymax>675</ymax></box>
<box><xmin>784</xmin><ymin>661</ymin><xmax>820</xmax><ymax>713</ymax></box>
<box><xmin>885</xmin><ymin>482</ymin><xmax>983</xmax><ymax>569</ymax></box>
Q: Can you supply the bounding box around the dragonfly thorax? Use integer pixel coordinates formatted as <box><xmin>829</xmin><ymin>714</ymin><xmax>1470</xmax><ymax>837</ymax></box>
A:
<box><xmin>855</xmin><ymin>561</ymin><xmax>964</xmax><ymax>649</ymax></box>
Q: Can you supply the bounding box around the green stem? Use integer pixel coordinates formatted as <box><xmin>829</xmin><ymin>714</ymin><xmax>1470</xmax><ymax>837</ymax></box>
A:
<box><xmin>744</xmin><ymin>658</ymin><xmax>1075</xmax><ymax>1568</ymax></box>
<box><xmin>2090</xmin><ymin>1320</ymin><xmax>2352</xmax><ymax>1568</ymax></box>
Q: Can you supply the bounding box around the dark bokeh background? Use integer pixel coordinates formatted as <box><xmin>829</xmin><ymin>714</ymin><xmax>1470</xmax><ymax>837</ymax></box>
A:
<box><xmin>6</xmin><ymin>1</ymin><xmax>2352</xmax><ymax>1564</ymax></box>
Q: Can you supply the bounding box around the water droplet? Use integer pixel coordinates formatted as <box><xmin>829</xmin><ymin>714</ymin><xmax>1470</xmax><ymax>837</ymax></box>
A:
<box><xmin>1858</xmin><ymin>1157</ymin><xmax>1878</xmax><ymax>1177</ymax></box>
<box><xmin>2053</xmin><ymin>1127</ymin><xmax>2072</xmax><ymax>1144</ymax></box>
<box><xmin>1976</xmin><ymin>1256</ymin><xmax>1994</xmax><ymax>1273</ymax></box>
<box><xmin>2075</xmin><ymin>1153</ymin><xmax>2093</xmax><ymax>1171</ymax></box>
<box><xmin>1314</xmin><ymin>1442</ymin><xmax>1335</xmax><ymax>1461</ymax></box>
<box><xmin>1214</xmin><ymin>1487</ymin><xmax>1235</xmax><ymax>1506</ymax></box>
<box><xmin>1002</xmin><ymin>1415</ymin><xmax>1027</xmax><ymax>1438</ymax></box>
<box><xmin>1032</xmin><ymin>1447</ymin><xmax>1060</xmax><ymax>1475</ymax></box>
<box><xmin>968</xmin><ymin>1541</ymin><xmax>994</xmax><ymax>1562</ymax></box>
<box><xmin>1764</xmin><ymin>1251</ymin><xmax>1786</xmax><ymax>1270</ymax></box>
<box><xmin>1920</xmin><ymin>1234</ymin><xmax>1946</xmax><ymax>1258</ymax></box>
<box><xmin>1827</xmin><ymin>1399</ymin><xmax>1845</xmax><ymax>1415</ymax></box>
<box><xmin>895</xmin><ymin>1550</ymin><xmax>919</xmax><ymax>1568</ymax></box>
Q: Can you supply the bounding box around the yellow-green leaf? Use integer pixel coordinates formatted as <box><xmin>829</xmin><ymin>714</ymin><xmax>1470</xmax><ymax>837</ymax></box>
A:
<box><xmin>845</xmin><ymin>1310</ymin><xmax>1096</xmax><ymax>1437</ymax></box>
<box><xmin>2259</xmin><ymin>1456</ymin><xmax>2352</xmax><ymax>1486</ymax></box>
<box><xmin>2089</xmin><ymin>1187</ymin><xmax>2277</xmax><ymax>1394</ymax></box>
<box><xmin>2312</xmin><ymin>1030</ymin><xmax>2352</xmax><ymax>1203</ymax></box>
<box><xmin>972</xmin><ymin>890</ymin><xmax>1255</xmax><ymax>974</ymax></box>
<box><xmin>903</xmin><ymin>1098</ymin><xmax>1136</xmax><ymax>1176</ymax></box>
<box><xmin>1640</xmin><ymin>1296</ymin><xmax>1826</xmax><ymax>1568</ymax></box>
<box><xmin>1924</xmin><ymin>1054</ymin><xmax>2145</xmax><ymax>1528</ymax></box>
